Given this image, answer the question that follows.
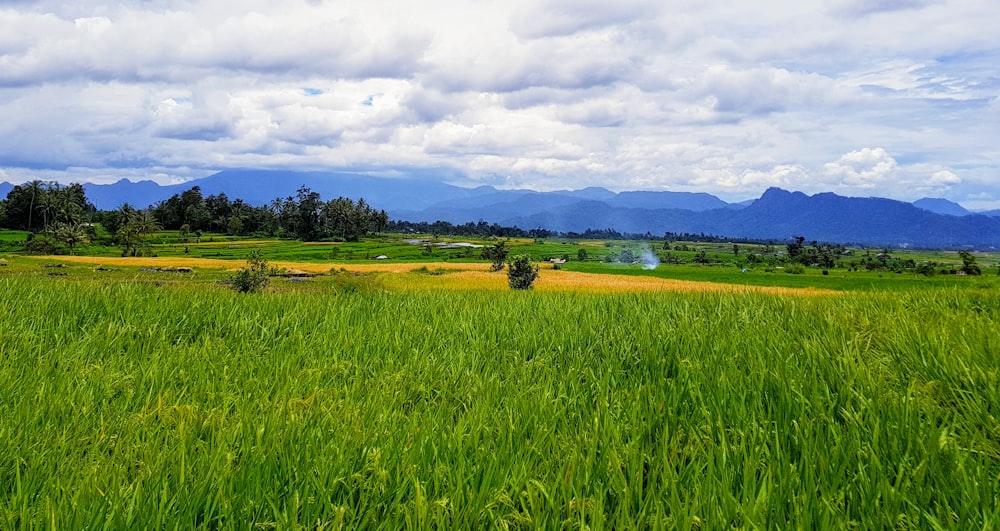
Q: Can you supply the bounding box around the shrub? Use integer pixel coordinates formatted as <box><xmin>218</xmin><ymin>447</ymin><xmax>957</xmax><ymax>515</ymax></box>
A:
<box><xmin>958</xmin><ymin>251</ymin><xmax>981</xmax><ymax>276</ymax></box>
<box><xmin>230</xmin><ymin>250</ymin><xmax>270</xmax><ymax>293</ymax></box>
<box><xmin>481</xmin><ymin>240</ymin><xmax>509</xmax><ymax>272</ymax></box>
<box><xmin>915</xmin><ymin>262</ymin><xmax>937</xmax><ymax>276</ymax></box>
<box><xmin>507</xmin><ymin>254</ymin><xmax>539</xmax><ymax>290</ymax></box>
<box><xmin>23</xmin><ymin>235</ymin><xmax>62</xmax><ymax>255</ymax></box>
<box><xmin>785</xmin><ymin>263</ymin><xmax>806</xmax><ymax>274</ymax></box>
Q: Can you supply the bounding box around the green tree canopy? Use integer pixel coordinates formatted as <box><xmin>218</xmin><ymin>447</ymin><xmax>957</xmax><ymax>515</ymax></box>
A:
<box><xmin>507</xmin><ymin>254</ymin><xmax>539</xmax><ymax>290</ymax></box>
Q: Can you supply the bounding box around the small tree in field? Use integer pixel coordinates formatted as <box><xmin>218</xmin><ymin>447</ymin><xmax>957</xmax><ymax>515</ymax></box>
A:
<box><xmin>481</xmin><ymin>240</ymin><xmax>509</xmax><ymax>272</ymax></box>
<box><xmin>230</xmin><ymin>249</ymin><xmax>270</xmax><ymax>293</ymax></box>
<box><xmin>958</xmin><ymin>250</ymin><xmax>981</xmax><ymax>276</ymax></box>
<box><xmin>507</xmin><ymin>254</ymin><xmax>539</xmax><ymax>290</ymax></box>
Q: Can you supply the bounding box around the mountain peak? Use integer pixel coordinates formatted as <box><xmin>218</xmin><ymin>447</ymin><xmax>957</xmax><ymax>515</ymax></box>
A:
<box><xmin>755</xmin><ymin>187</ymin><xmax>808</xmax><ymax>204</ymax></box>
<box><xmin>912</xmin><ymin>197</ymin><xmax>970</xmax><ymax>216</ymax></box>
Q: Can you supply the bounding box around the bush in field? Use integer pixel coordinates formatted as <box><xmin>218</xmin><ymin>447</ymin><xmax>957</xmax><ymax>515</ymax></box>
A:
<box><xmin>785</xmin><ymin>263</ymin><xmax>806</xmax><ymax>274</ymax></box>
<box><xmin>481</xmin><ymin>240</ymin><xmax>509</xmax><ymax>272</ymax></box>
<box><xmin>958</xmin><ymin>251</ymin><xmax>981</xmax><ymax>276</ymax></box>
<box><xmin>915</xmin><ymin>262</ymin><xmax>937</xmax><ymax>276</ymax></box>
<box><xmin>230</xmin><ymin>250</ymin><xmax>270</xmax><ymax>293</ymax></box>
<box><xmin>507</xmin><ymin>254</ymin><xmax>539</xmax><ymax>290</ymax></box>
<box><xmin>23</xmin><ymin>234</ymin><xmax>61</xmax><ymax>255</ymax></box>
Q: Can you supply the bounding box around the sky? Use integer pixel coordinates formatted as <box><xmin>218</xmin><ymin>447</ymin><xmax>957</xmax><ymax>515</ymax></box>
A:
<box><xmin>0</xmin><ymin>0</ymin><xmax>998</xmax><ymax>208</ymax></box>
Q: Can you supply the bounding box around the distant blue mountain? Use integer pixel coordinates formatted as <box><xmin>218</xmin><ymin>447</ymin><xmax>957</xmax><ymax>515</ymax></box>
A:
<box><xmin>912</xmin><ymin>197</ymin><xmax>970</xmax><ymax>216</ymax></box>
<box><xmin>397</xmin><ymin>190</ymin><xmax>592</xmax><ymax>224</ymax></box>
<box><xmin>551</xmin><ymin>187</ymin><xmax>616</xmax><ymax>201</ymax></box>
<box><xmin>25</xmin><ymin>170</ymin><xmax>999</xmax><ymax>248</ymax></box>
<box><xmin>608</xmin><ymin>191</ymin><xmax>735</xmax><ymax>211</ymax></box>
<box><xmin>724</xmin><ymin>188</ymin><xmax>998</xmax><ymax>247</ymax></box>
<box><xmin>82</xmin><ymin>170</ymin><xmax>495</xmax><ymax>211</ymax></box>
<box><xmin>502</xmin><ymin>187</ymin><xmax>1000</xmax><ymax>248</ymax></box>
<box><xmin>84</xmin><ymin>179</ymin><xmax>168</xmax><ymax>209</ymax></box>
<box><xmin>0</xmin><ymin>182</ymin><xmax>13</xmax><ymax>199</ymax></box>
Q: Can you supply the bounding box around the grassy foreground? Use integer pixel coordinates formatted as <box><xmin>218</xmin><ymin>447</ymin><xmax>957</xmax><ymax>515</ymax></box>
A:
<box><xmin>1</xmin><ymin>275</ymin><xmax>998</xmax><ymax>528</ymax></box>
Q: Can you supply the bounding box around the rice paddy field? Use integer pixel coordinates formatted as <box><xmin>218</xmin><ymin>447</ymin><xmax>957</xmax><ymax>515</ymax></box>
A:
<box><xmin>1</xmin><ymin>251</ymin><xmax>999</xmax><ymax>528</ymax></box>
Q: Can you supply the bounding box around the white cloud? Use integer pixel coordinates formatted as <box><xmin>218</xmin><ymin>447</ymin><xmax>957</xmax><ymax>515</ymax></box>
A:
<box><xmin>684</xmin><ymin>164</ymin><xmax>806</xmax><ymax>195</ymax></box>
<box><xmin>929</xmin><ymin>169</ymin><xmax>961</xmax><ymax>185</ymax></box>
<box><xmin>683</xmin><ymin>64</ymin><xmax>861</xmax><ymax>116</ymax></box>
<box><xmin>151</xmin><ymin>90</ymin><xmax>242</xmax><ymax>141</ymax></box>
<box><xmin>0</xmin><ymin>4</ymin><xmax>430</xmax><ymax>86</ymax></box>
<box><xmin>509</xmin><ymin>0</ymin><xmax>659</xmax><ymax>39</ymax></box>
<box><xmin>823</xmin><ymin>148</ymin><xmax>898</xmax><ymax>188</ymax></box>
<box><xmin>0</xmin><ymin>0</ymin><xmax>997</xmax><ymax>206</ymax></box>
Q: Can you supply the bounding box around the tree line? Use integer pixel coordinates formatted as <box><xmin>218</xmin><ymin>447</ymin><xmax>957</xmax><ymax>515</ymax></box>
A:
<box><xmin>1</xmin><ymin>181</ymin><xmax>96</xmax><ymax>232</ymax></box>
<box><xmin>0</xmin><ymin>182</ymin><xmax>389</xmax><ymax>254</ymax></box>
<box><xmin>145</xmin><ymin>185</ymin><xmax>388</xmax><ymax>241</ymax></box>
<box><xmin>0</xmin><ymin>181</ymin><xmax>98</xmax><ymax>254</ymax></box>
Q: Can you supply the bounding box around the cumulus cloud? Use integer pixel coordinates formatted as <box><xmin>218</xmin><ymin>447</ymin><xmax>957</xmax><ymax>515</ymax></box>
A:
<box><xmin>0</xmin><ymin>0</ymin><xmax>997</xmax><ymax>207</ymax></box>
<box><xmin>928</xmin><ymin>169</ymin><xmax>960</xmax><ymax>186</ymax></box>
<box><xmin>683</xmin><ymin>65</ymin><xmax>860</xmax><ymax>117</ymax></box>
<box><xmin>0</xmin><ymin>4</ymin><xmax>430</xmax><ymax>86</ymax></box>
<box><xmin>684</xmin><ymin>164</ymin><xmax>806</xmax><ymax>194</ymax></box>
<box><xmin>152</xmin><ymin>93</ymin><xmax>241</xmax><ymax>141</ymax></box>
<box><xmin>510</xmin><ymin>0</ymin><xmax>659</xmax><ymax>39</ymax></box>
<box><xmin>423</xmin><ymin>28</ymin><xmax>642</xmax><ymax>94</ymax></box>
<box><xmin>823</xmin><ymin>148</ymin><xmax>898</xmax><ymax>188</ymax></box>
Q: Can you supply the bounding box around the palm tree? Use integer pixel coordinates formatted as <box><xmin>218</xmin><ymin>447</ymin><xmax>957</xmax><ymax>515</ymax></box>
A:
<box><xmin>49</xmin><ymin>222</ymin><xmax>90</xmax><ymax>255</ymax></box>
<box><xmin>25</xmin><ymin>180</ymin><xmax>44</xmax><ymax>231</ymax></box>
<box><xmin>123</xmin><ymin>209</ymin><xmax>160</xmax><ymax>256</ymax></box>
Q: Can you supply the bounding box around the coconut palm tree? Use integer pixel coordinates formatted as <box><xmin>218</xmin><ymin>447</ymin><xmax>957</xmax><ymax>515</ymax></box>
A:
<box><xmin>48</xmin><ymin>222</ymin><xmax>90</xmax><ymax>255</ymax></box>
<box><xmin>25</xmin><ymin>180</ymin><xmax>44</xmax><ymax>231</ymax></box>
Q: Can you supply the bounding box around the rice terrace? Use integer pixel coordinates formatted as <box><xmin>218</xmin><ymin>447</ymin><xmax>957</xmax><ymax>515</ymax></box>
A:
<box><xmin>2</xmin><ymin>224</ymin><xmax>999</xmax><ymax>529</ymax></box>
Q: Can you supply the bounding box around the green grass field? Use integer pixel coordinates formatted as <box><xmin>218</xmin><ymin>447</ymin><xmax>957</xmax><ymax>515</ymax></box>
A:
<box><xmin>1</xmin><ymin>254</ymin><xmax>998</xmax><ymax>528</ymax></box>
<box><xmin>0</xmin><ymin>230</ymin><xmax>30</xmax><ymax>242</ymax></box>
<box><xmin>565</xmin><ymin>261</ymin><xmax>1000</xmax><ymax>292</ymax></box>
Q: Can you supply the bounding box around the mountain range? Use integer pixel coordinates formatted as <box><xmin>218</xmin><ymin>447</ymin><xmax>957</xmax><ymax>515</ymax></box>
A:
<box><xmin>2</xmin><ymin>170</ymin><xmax>999</xmax><ymax>248</ymax></box>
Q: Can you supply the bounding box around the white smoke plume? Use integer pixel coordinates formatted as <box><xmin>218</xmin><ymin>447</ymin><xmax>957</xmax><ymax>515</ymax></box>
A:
<box><xmin>639</xmin><ymin>246</ymin><xmax>659</xmax><ymax>270</ymax></box>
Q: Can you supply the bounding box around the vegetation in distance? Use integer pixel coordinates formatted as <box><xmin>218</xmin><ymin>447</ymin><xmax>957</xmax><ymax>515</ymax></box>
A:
<box><xmin>3</xmin><ymin>223</ymin><xmax>996</xmax><ymax>293</ymax></box>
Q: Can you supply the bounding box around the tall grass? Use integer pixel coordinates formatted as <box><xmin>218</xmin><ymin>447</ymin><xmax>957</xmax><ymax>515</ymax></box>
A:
<box><xmin>0</xmin><ymin>277</ymin><xmax>997</xmax><ymax>528</ymax></box>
